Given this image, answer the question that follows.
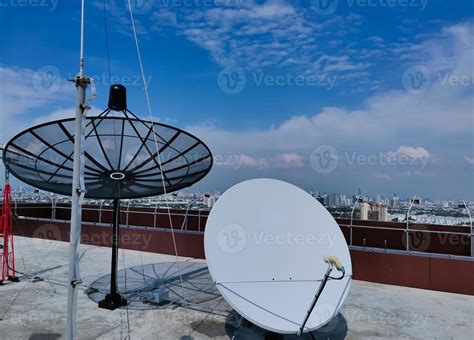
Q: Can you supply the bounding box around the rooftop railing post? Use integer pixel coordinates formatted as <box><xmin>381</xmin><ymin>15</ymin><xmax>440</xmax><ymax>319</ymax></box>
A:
<box><xmin>350</xmin><ymin>196</ymin><xmax>362</xmax><ymax>246</ymax></box>
<box><xmin>153</xmin><ymin>203</ymin><xmax>158</xmax><ymax>228</ymax></box>
<box><xmin>406</xmin><ymin>209</ymin><xmax>410</xmax><ymax>252</ymax></box>
<box><xmin>99</xmin><ymin>200</ymin><xmax>104</xmax><ymax>224</ymax></box>
<box><xmin>51</xmin><ymin>197</ymin><xmax>56</xmax><ymax>220</ymax></box>
<box><xmin>406</xmin><ymin>198</ymin><xmax>417</xmax><ymax>252</ymax></box>
<box><xmin>460</xmin><ymin>201</ymin><xmax>473</xmax><ymax>257</ymax></box>
<box><xmin>126</xmin><ymin>201</ymin><xmax>131</xmax><ymax>227</ymax></box>
<box><xmin>198</xmin><ymin>210</ymin><xmax>201</xmax><ymax>232</ymax></box>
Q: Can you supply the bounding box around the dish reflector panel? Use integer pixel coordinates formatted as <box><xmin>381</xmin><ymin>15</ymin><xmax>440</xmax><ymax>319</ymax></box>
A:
<box><xmin>204</xmin><ymin>178</ymin><xmax>352</xmax><ymax>334</ymax></box>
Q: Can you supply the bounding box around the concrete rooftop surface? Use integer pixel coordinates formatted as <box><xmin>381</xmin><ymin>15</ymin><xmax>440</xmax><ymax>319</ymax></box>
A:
<box><xmin>0</xmin><ymin>236</ymin><xmax>472</xmax><ymax>340</ymax></box>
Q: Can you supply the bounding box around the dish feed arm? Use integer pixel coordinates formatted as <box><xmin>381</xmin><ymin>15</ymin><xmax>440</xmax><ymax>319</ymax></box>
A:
<box><xmin>297</xmin><ymin>256</ymin><xmax>344</xmax><ymax>336</ymax></box>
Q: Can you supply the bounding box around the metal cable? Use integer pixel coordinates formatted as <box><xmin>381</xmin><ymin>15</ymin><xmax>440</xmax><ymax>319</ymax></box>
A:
<box><xmin>126</xmin><ymin>0</ymin><xmax>193</xmax><ymax>336</ymax></box>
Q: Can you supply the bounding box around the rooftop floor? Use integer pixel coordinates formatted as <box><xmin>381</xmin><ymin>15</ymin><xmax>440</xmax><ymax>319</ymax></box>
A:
<box><xmin>0</xmin><ymin>236</ymin><xmax>472</xmax><ymax>339</ymax></box>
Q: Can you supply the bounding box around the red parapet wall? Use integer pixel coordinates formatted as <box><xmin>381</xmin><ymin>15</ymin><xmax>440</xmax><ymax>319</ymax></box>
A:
<box><xmin>10</xmin><ymin>204</ymin><xmax>470</xmax><ymax>256</ymax></box>
<box><xmin>13</xmin><ymin>218</ymin><xmax>473</xmax><ymax>295</ymax></box>
<box><xmin>351</xmin><ymin>249</ymin><xmax>474</xmax><ymax>295</ymax></box>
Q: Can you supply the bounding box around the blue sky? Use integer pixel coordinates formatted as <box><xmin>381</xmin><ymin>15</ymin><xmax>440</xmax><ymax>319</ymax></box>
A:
<box><xmin>0</xmin><ymin>0</ymin><xmax>473</xmax><ymax>200</ymax></box>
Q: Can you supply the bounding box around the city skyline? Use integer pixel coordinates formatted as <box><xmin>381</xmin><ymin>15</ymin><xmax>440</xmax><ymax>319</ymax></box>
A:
<box><xmin>8</xmin><ymin>183</ymin><xmax>472</xmax><ymax>207</ymax></box>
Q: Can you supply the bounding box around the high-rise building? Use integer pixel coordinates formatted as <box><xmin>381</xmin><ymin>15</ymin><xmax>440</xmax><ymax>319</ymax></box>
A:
<box><xmin>359</xmin><ymin>202</ymin><xmax>388</xmax><ymax>221</ymax></box>
<box><xmin>391</xmin><ymin>194</ymin><xmax>400</xmax><ymax>207</ymax></box>
<box><xmin>203</xmin><ymin>193</ymin><xmax>210</xmax><ymax>206</ymax></box>
<box><xmin>207</xmin><ymin>196</ymin><xmax>216</xmax><ymax>208</ymax></box>
<box><xmin>360</xmin><ymin>202</ymin><xmax>370</xmax><ymax>220</ymax></box>
<box><xmin>327</xmin><ymin>193</ymin><xmax>336</xmax><ymax>207</ymax></box>
<box><xmin>371</xmin><ymin>204</ymin><xmax>388</xmax><ymax>221</ymax></box>
<box><xmin>339</xmin><ymin>194</ymin><xmax>347</xmax><ymax>207</ymax></box>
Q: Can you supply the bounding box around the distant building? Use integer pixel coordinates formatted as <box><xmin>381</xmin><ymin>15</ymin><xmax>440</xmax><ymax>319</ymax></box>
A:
<box><xmin>360</xmin><ymin>202</ymin><xmax>370</xmax><ymax>220</ymax></box>
<box><xmin>207</xmin><ymin>196</ymin><xmax>216</xmax><ymax>208</ymax></box>
<box><xmin>359</xmin><ymin>202</ymin><xmax>388</xmax><ymax>221</ymax></box>
<box><xmin>327</xmin><ymin>193</ymin><xmax>336</xmax><ymax>207</ymax></box>
<box><xmin>203</xmin><ymin>193</ymin><xmax>217</xmax><ymax>208</ymax></box>
<box><xmin>203</xmin><ymin>193</ymin><xmax>210</xmax><ymax>206</ymax></box>
<box><xmin>391</xmin><ymin>194</ymin><xmax>400</xmax><ymax>207</ymax></box>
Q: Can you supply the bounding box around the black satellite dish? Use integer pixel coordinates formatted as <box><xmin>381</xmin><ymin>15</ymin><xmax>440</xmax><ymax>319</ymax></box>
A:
<box><xmin>3</xmin><ymin>85</ymin><xmax>212</xmax><ymax>199</ymax></box>
<box><xmin>2</xmin><ymin>84</ymin><xmax>213</xmax><ymax>309</ymax></box>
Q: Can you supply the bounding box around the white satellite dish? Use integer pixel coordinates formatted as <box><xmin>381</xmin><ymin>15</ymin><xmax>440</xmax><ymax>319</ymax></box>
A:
<box><xmin>204</xmin><ymin>178</ymin><xmax>352</xmax><ymax>334</ymax></box>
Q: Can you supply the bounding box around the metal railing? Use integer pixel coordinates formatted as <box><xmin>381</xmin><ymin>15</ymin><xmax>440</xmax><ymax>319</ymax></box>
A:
<box><xmin>8</xmin><ymin>201</ymin><xmax>473</xmax><ymax>257</ymax></box>
<box><xmin>11</xmin><ymin>202</ymin><xmax>209</xmax><ymax>232</ymax></box>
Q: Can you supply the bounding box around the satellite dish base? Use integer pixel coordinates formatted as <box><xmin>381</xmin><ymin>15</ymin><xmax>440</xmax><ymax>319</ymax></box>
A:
<box><xmin>98</xmin><ymin>293</ymin><xmax>128</xmax><ymax>310</ymax></box>
<box><xmin>264</xmin><ymin>331</ymin><xmax>284</xmax><ymax>340</ymax></box>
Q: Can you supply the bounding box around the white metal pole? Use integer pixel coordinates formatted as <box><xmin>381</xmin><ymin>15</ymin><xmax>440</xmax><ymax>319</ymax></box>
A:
<box><xmin>406</xmin><ymin>200</ymin><xmax>414</xmax><ymax>252</ymax></box>
<box><xmin>462</xmin><ymin>201</ymin><xmax>473</xmax><ymax>257</ymax></box>
<box><xmin>66</xmin><ymin>0</ymin><xmax>88</xmax><ymax>338</ymax></box>
<box><xmin>350</xmin><ymin>197</ymin><xmax>359</xmax><ymax>246</ymax></box>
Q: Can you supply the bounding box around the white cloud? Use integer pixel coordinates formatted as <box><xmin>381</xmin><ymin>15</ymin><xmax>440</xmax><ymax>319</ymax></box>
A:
<box><xmin>464</xmin><ymin>156</ymin><xmax>474</xmax><ymax>166</ymax></box>
<box><xmin>145</xmin><ymin>1</ymin><xmax>371</xmax><ymax>87</ymax></box>
<box><xmin>188</xmin><ymin>22</ymin><xmax>472</xmax><ymax>177</ymax></box>
<box><xmin>213</xmin><ymin>153</ymin><xmax>304</xmax><ymax>170</ymax></box>
<box><xmin>32</xmin><ymin>106</ymin><xmax>102</xmax><ymax>126</ymax></box>
<box><xmin>0</xmin><ymin>66</ymin><xmax>68</xmax><ymax>118</ymax></box>
<box><xmin>0</xmin><ymin>66</ymin><xmax>99</xmax><ymax>146</ymax></box>
<box><xmin>238</xmin><ymin>154</ymin><xmax>269</xmax><ymax>169</ymax></box>
<box><xmin>272</xmin><ymin>153</ymin><xmax>305</xmax><ymax>168</ymax></box>
<box><xmin>385</xmin><ymin>146</ymin><xmax>430</xmax><ymax>160</ymax></box>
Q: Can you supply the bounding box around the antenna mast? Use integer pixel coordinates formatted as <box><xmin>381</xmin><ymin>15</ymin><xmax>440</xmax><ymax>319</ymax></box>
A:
<box><xmin>66</xmin><ymin>0</ymin><xmax>90</xmax><ymax>338</ymax></box>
